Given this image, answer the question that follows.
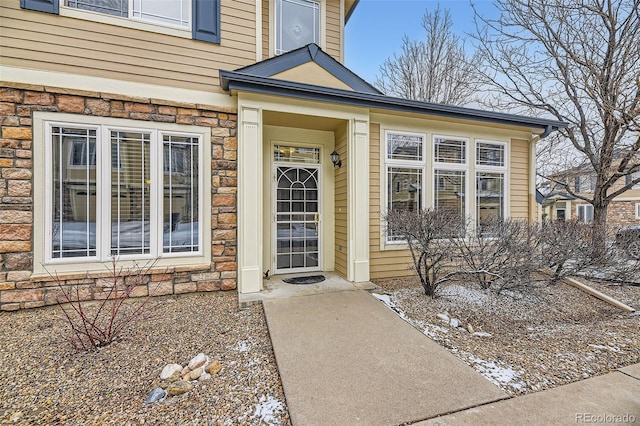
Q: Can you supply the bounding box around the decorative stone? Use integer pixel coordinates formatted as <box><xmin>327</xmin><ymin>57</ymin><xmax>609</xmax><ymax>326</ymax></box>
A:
<box><xmin>144</xmin><ymin>387</ymin><xmax>167</xmax><ymax>404</ymax></box>
<box><xmin>160</xmin><ymin>363</ymin><xmax>183</xmax><ymax>380</ymax></box>
<box><xmin>467</xmin><ymin>324</ymin><xmax>475</xmax><ymax>334</ymax></box>
<box><xmin>181</xmin><ymin>366</ymin><xmax>190</xmax><ymax>376</ymax></box>
<box><xmin>205</xmin><ymin>360</ymin><xmax>222</xmax><ymax>375</ymax></box>
<box><xmin>199</xmin><ymin>373</ymin><xmax>212</xmax><ymax>381</ymax></box>
<box><xmin>188</xmin><ymin>367</ymin><xmax>203</xmax><ymax>381</ymax></box>
<box><xmin>436</xmin><ymin>313</ymin><xmax>450</xmax><ymax>322</ymax></box>
<box><xmin>188</xmin><ymin>353</ymin><xmax>207</xmax><ymax>370</ymax></box>
<box><xmin>450</xmin><ymin>318</ymin><xmax>460</xmax><ymax>328</ymax></box>
<box><xmin>166</xmin><ymin>380</ymin><xmax>192</xmax><ymax>396</ymax></box>
<box><xmin>166</xmin><ymin>370</ymin><xmax>181</xmax><ymax>383</ymax></box>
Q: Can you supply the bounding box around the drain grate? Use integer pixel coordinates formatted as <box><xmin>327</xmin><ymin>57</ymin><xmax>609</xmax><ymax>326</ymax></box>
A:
<box><xmin>282</xmin><ymin>275</ymin><xmax>326</xmax><ymax>285</ymax></box>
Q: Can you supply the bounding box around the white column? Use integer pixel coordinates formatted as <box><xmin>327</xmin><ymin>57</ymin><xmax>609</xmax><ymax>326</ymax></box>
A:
<box><xmin>238</xmin><ymin>106</ymin><xmax>263</xmax><ymax>293</ymax></box>
<box><xmin>348</xmin><ymin>119</ymin><xmax>370</xmax><ymax>282</ymax></box>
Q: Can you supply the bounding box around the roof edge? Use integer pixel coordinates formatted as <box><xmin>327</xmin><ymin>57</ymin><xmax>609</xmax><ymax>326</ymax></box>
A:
<box><xmin>219</xmin><ymin>70</ymin><xmax>569</xmax><ymax>133</ymax></box>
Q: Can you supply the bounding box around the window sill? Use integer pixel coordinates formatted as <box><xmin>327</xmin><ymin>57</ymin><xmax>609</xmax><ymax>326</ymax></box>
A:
<box><xmin>30</xmin><ymin>262</ymin><xmax>212</xmax><ymax>283</ymax></box>
<box><xmin>60</xmin><ymin>6</ymin><xmax>192</xmax><ymax>39</ymax></box>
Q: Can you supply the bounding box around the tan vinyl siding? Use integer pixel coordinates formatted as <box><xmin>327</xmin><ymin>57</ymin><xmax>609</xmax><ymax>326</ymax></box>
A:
<box><xmin>334</xmin><ymin>122</ymin><xmax>348</xmax><ymax>278</ymax></box>
<box><xmin>369</xmin><ymin>123</ymin><xmax>415</xmax><ymax>280</ymax></box>
<box><xmin>325</xmin><ymin>0</ymin><xmax>341</xmax><ymax>61</ymax></box>
<box><xmin>1</xmin><ymin>0</ymin><xmax>257</xmax><ymax>93</ymax></box>
<box><xmin>262</xmin><ymin>0</ymin><xmax>270</xmax><ymax>60</ymax></box>
<box><xmin>510</xmin><ymin>138</ymin><xmax>530</xmax><ymax>219</ymax></box>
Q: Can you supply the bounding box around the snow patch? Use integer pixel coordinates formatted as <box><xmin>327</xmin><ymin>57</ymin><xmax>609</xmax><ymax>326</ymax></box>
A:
<box><xmin>588</xmin><ymin>344</ymin><xmax>623</xmax><ymax>353</ymax></box>
<box><xmin>467</xmin><ymin>355</ymin><xmax>527</xmax><ymax>391</ymax></box>
<box><xmin>234</xmin><ymin>340</ymin><xmax>250</xmax><ymax>352</ymax></box>
<box><xmin>439</xmin><ymin>284</ymin><xmax>489</xmax><ymax>305</ymax></box>
<box><xmin>472</xmin><ymin>332</ymin><xmax>493</xmax><ymax>337</ymax></box>
<box><xmin>372</xmin><ymin>293</ymin><xmax>392</xmax><ymax>307</ymax></box>
<box><xmin>252</xmin><ymin>395</ymin><xmax>285</xmax><ymax>424</ymax></box>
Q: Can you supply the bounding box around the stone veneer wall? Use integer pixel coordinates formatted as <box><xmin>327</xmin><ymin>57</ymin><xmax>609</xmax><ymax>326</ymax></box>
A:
<box><xmin>573</xmin><ymin>200</ymin><xmax>640</xmax><ymax>227</ymax></box>
<box><xmin>0</xmin><ymin>84</ymin><xmax>237</xmax><ymax>311</ymax></box>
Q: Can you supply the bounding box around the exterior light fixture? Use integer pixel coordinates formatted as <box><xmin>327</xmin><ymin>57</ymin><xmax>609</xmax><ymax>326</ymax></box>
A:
<box><xmin>330</xmin><ymin>149</ymin><xmax>342</xmax><ymax>168</ymax></box>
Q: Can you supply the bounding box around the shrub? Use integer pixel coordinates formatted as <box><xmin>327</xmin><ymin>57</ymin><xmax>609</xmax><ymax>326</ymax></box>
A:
<box><xmin>49</xmin><ymin>260</ymin><xmax>160</xmax><ymax>351</ymax></box>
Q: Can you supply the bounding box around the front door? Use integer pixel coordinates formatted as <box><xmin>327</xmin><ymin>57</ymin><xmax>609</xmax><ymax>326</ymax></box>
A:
<box><xmin>274</xmin><ymin>166</ymin><xmax>321</xmax><ymax>273</ymax></box>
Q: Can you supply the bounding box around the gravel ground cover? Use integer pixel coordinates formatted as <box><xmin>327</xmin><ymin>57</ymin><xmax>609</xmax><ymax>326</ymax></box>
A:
<box><xmin>0</xmin><ymin>292</ymin><xmax>291</xmax><ymax>425</ymax></box>
<box><xmin>374</xmin><ymin>277</ymin><xmax>640</xmax><ymax>396</ymax></box>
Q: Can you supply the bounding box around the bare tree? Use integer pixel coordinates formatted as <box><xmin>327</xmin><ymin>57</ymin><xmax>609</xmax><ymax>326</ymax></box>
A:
<box><xmin>376</xmin><ymin>5</ymin><xmax>481</xmax><ymax>105</ymax></box>
<box><xmin>472</xmin><ymin>0</ymin><xmax>640</xmax><ymax>230</ymax></box>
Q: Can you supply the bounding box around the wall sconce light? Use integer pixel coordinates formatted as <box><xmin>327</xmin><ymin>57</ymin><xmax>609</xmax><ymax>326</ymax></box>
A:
<box><xmin>330</xmin><ymin>150</ymin><xmax>342</xmax><ymax>168</ymax></box>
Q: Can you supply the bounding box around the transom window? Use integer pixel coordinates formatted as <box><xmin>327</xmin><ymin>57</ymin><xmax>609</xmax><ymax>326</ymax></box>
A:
<box><xmin>434</xmin><ymin>137</ymin><xmax>466</xmax><ymax>164</ymax></box>
<box><xmin>476</xmin><ymin>142</ymin><xmax>505</xmax><ymax>166</ymax></box>
<box><xmin>274</xmin><ymin>145</ymin><xmax>321</xmax><ymax>164</ymax></box>
<box><xmin>66</xmin><ymin>0</ymin><xmax>190</xmax><ymax>28</ymax></box>
<box><xmin>48</xmin><ymin>122</ymin><xmax>202</xmax><ymax>262</ymax></box>
<box><xmin>275</xmin><ymin>0</ymin><xmax>320</xmax><ymax>55</ymax></box>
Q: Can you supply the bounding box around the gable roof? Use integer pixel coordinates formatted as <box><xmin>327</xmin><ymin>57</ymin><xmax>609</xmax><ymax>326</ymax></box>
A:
<box><xmin>233</xmin><ymin>43</ymin><xmax>381</xmax><ymax>94</ymax></box>
<box><xmin>220</xmin><ymin>45</ymin><xmax>568</xmax><ymax>136</ymax></box>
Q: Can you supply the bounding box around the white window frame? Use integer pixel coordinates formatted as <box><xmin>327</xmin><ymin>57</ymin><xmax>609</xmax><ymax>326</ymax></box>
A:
<box><xmin>432</xmin><ymin>135</ymin><xmax>470</xmax><ymax>221</ymax></box>
<box><xmin>577</xmin><ymin>204</ymin><xmax>594</xmax><ymax>223</ymax></box>
<box><xmin>61</xmin><ymin>0</ymin><xmax>192</xmax><ymax>38</ymax></box>
<box><xmin>271</xmin><ymin>0</ymin><xmax>325</xmax><ymax>56</ymax></box>
<box><xmin>384</xmin><ymin>130</ymin><xmax>427</xmax><ymax>244</ymax></box>
<box><xmin>635</xmin><ymin>203</ymin><xmax>640</xmax><ymax>220</ymax></box>
<box><xmin>33</xmin><ymin>112</ymin><xmax>211</xmax><ymax>276</ymax></box>
<box><xmin>475</xmin><ymin>140</ymin><xmax>508</xmax><ymax>224</ymax></box>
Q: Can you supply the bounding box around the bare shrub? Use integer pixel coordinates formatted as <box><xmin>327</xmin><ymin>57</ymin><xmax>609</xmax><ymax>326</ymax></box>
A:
<box><xmin>384</xmin><ymin>208</ymin><xmax>461</xmax><ymax>297</ymax></box>
<box><xmin>451</xmin><ymin>218</ymin><xmax>541</xmax><ymax>293</ymax></box>
<box><xmin>49</xmin><ymin>260</ymin><xmax>161</xmax><ymax>351</ymax></box>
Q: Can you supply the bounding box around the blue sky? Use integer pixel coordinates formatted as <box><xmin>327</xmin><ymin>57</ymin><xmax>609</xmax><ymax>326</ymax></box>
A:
<box><xmin>345</xmin><ymin>0</ymin><xmax>498</xmax><ymax>84</ymax></box>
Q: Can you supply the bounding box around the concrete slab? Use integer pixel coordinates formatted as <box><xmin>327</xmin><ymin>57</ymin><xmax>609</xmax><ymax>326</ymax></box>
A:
<box><xmin>239</xmin><ymin>272</ymin><xmax>378</xmax><ymax>308</ymax></box>
<box><xmin>620</xmin><ymin>363</ymin><xmax>640</xmax><ymax>380</ymax></box>
<box><xmin>419</xmin><ymin>372</ymin><xmax>640</xmax><ymax>425</ymax></box>
<box><xmin>263</xmin><ymin>290</ymin><xmax>507</xmax><ymax>426</ymax></box>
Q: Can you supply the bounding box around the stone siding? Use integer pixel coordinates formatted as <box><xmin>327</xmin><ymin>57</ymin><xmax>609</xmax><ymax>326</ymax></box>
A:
<box><xmin>0</xmin><ymin>84</ymin><xmax>237</xmax><ymax>311</ymax></box>
<box><xmin>572</xmin><ymin>200</ymin><xmax>640</xmax><ymax>228</ymax></box>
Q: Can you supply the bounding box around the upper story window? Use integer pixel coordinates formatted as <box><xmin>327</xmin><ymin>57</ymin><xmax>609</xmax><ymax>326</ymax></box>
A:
<box><xmin>66</xmin><ymin>0</ymin><xmax>190</xmax><ymax>28</ymax></box>
<box><xmin>275</xmin><ymin>0</ymin><xmax>320</xmax><ymax>55</ymax></box>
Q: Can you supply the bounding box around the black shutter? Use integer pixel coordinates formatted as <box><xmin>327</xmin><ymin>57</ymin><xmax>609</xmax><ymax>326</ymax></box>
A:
<box><xmin>20</xmin><ymin>0</ymin><xmax>59</xmax><ymax>14</ymax></box>
<box><xmin>193</xmin><ymin>0</ymin><xmax>220</xmax><ymax>43</ymax></box>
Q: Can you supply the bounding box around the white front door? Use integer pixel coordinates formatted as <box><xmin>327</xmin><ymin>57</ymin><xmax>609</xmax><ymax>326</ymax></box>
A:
<box><xmin>274</xmin><ymin>165</ymin><xmax>321</xmax><ymax>273</ymax></box>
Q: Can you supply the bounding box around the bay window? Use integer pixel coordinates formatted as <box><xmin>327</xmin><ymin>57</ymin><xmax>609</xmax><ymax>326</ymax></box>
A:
<box><xmin>45</xmin><ymin>117</ymin><xmax>205</xmax><ymax>266</ymax></box>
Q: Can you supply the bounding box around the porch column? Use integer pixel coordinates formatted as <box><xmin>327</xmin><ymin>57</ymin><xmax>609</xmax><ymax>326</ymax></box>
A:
<box><xmin>348</xmin><ymin>119</ymin><xmax>370</xmax><ymax>282</ymax></box>
<box><xmin>238</xmin><ymin>106</ymin><xmax>262</xmax><ymax>293</ymax></box>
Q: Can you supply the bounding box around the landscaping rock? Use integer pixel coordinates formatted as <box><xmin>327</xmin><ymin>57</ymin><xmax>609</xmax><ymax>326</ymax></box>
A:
<box><xmin>199</xmin><ymin>373</ymin><xmax>212</xmax><ymax>381</ymax></box>
<box><xmin>166</xmin><ymin>381</ymin><xmax>193</xmax><ymax>396</ymax></box>
<box><xmin>188</xmin><ymin>353</ymin><xmax>207</xmax><ymax>370</ymax></box>
<box><xmin>450</xmin><ymin>318</ymin><xmax>460</xmax><ymax>328</ymax></box>
<box><xmin>166</xmin><ymin>370</ymin><xmax>181</xmax><ymax>383</ymax></box>
<box><xmin>467</xmin><ymin>324</ymin><xmax>475</xmax><ymax>334</ymax></box>
<box><xmin>205</xmin><ymin>360</ymin><xmax>222</xmax><ymax>375</ymax></box>
<box><xmin>160</xmin><ymin>363</ymin><xmax>183</xmax><ymax>380</ymax></box>
<box><xmin>436</xmin><ymin>313</ymin><xmax>449</xmax><ymax>322</ymax></box>
<box><xmin>189</xmin><ymin>367</ymin><xmax>203</xmax><ymax>381</ymax></box>
<box><xmin>144</xmin><ymin>387</ymin><xmax>167</xmax><ymax>404</ymax></box>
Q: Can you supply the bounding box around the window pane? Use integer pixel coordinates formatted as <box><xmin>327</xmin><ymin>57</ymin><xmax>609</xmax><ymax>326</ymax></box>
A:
<box><xmin>276</xmin><ymin>0</ymin><xmax>320</xmax><ymax>54</ymax></box>
<box><xmin>67</xmin><ymin>0</ymin><xmax>128</xmax><ymax>17</ymax></box>
<box><xmin>476</xmin><ymin>143</ymin><xmax>504</xmax><ymax>166</ymax></box>
<box><xmin>387</xmin><ymin>167</ymin><xmax>422</xmax><ymax>241</ymax></box>
<box><xmin>163</xmin><ymin>135</ymin><xmax>200</xmax><ymax>253</ymax></box>
<box><xmin>51</xmin><ymin>127</ymin><xmax>97</xmax><ymax>258</ymax></box>
<box><xmin>434</xmin><ymin>170</ymin><xmax>465</xmax><ymax>221</ymax></box>
<box><xmin>274</xmin><ymin>145</ymin><xmax>320</xmax><ymax>163</ymax></box>
<box><xmin>133</xmin><ymin>0</ymin><xmax>189</xmax><ymax>27</ymax></box>
<box><xmin>111</xmin><ymin>131</ymin><xmax>151</xmax><ymax>256</ymax></box>
<box><xmin>477</xmin><ymin>172</ymin><xmax>504</xmax><ymax>232</ymax></box>
<box><xmin>435</xmin><ymin>138</ymin><xmax>466</xmax><ymax>164</ymax></box>
<box><xmin>387</xmin><ymin>132</ymin><xmax>423</xmax><ymax>161</ymax></box>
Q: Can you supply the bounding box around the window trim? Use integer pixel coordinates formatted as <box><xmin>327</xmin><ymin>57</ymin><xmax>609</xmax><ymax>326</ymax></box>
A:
<box><xmin>33</xmin><ymin>112</ymin><xmax>212</xmax><ymax>276</ymax></box>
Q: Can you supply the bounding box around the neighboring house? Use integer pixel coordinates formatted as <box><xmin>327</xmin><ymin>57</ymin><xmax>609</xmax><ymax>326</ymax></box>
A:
<box><xmin>0</xmin><ymin>0</ymin><xmax>567</xmax><ymax>310</ymax></box>
<box><xmin>542</xmin><ymin>163</ymin><xmax>640</xmax><ymax>226</ymax></box>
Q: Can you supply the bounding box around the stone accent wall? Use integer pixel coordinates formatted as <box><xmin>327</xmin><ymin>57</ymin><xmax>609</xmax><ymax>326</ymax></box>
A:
<box><xmin>607</xmin><ymin>200</ymin><xmax>640</xmax><ymax>228</ymax></box>
<box><xmin>0</xmin><ymin>84</ymin><xmax>237</xmax><ymax>311</ymax></box>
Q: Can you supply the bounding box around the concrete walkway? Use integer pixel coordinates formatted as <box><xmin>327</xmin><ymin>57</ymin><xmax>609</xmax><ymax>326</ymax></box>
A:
<box><xmin>263</xmin><ymin>290</ymin><xmax>507</xmax><ymax>425</ymax></box>
<box><xmin>420</xmin><ymin>364</ymin><xmax>640</xmax><ymax>425</ymax></box>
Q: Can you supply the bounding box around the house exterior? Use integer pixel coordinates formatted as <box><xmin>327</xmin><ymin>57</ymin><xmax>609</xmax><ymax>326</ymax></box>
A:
<box><xmin>542</xmin><ymin>164</ymin><xmax>640</xmax><ymax>226</ymax></box>
<box><xmin>0</xmin><ymin>0</ymin><xmax>566</xmax><ymax>311</ymax></box>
